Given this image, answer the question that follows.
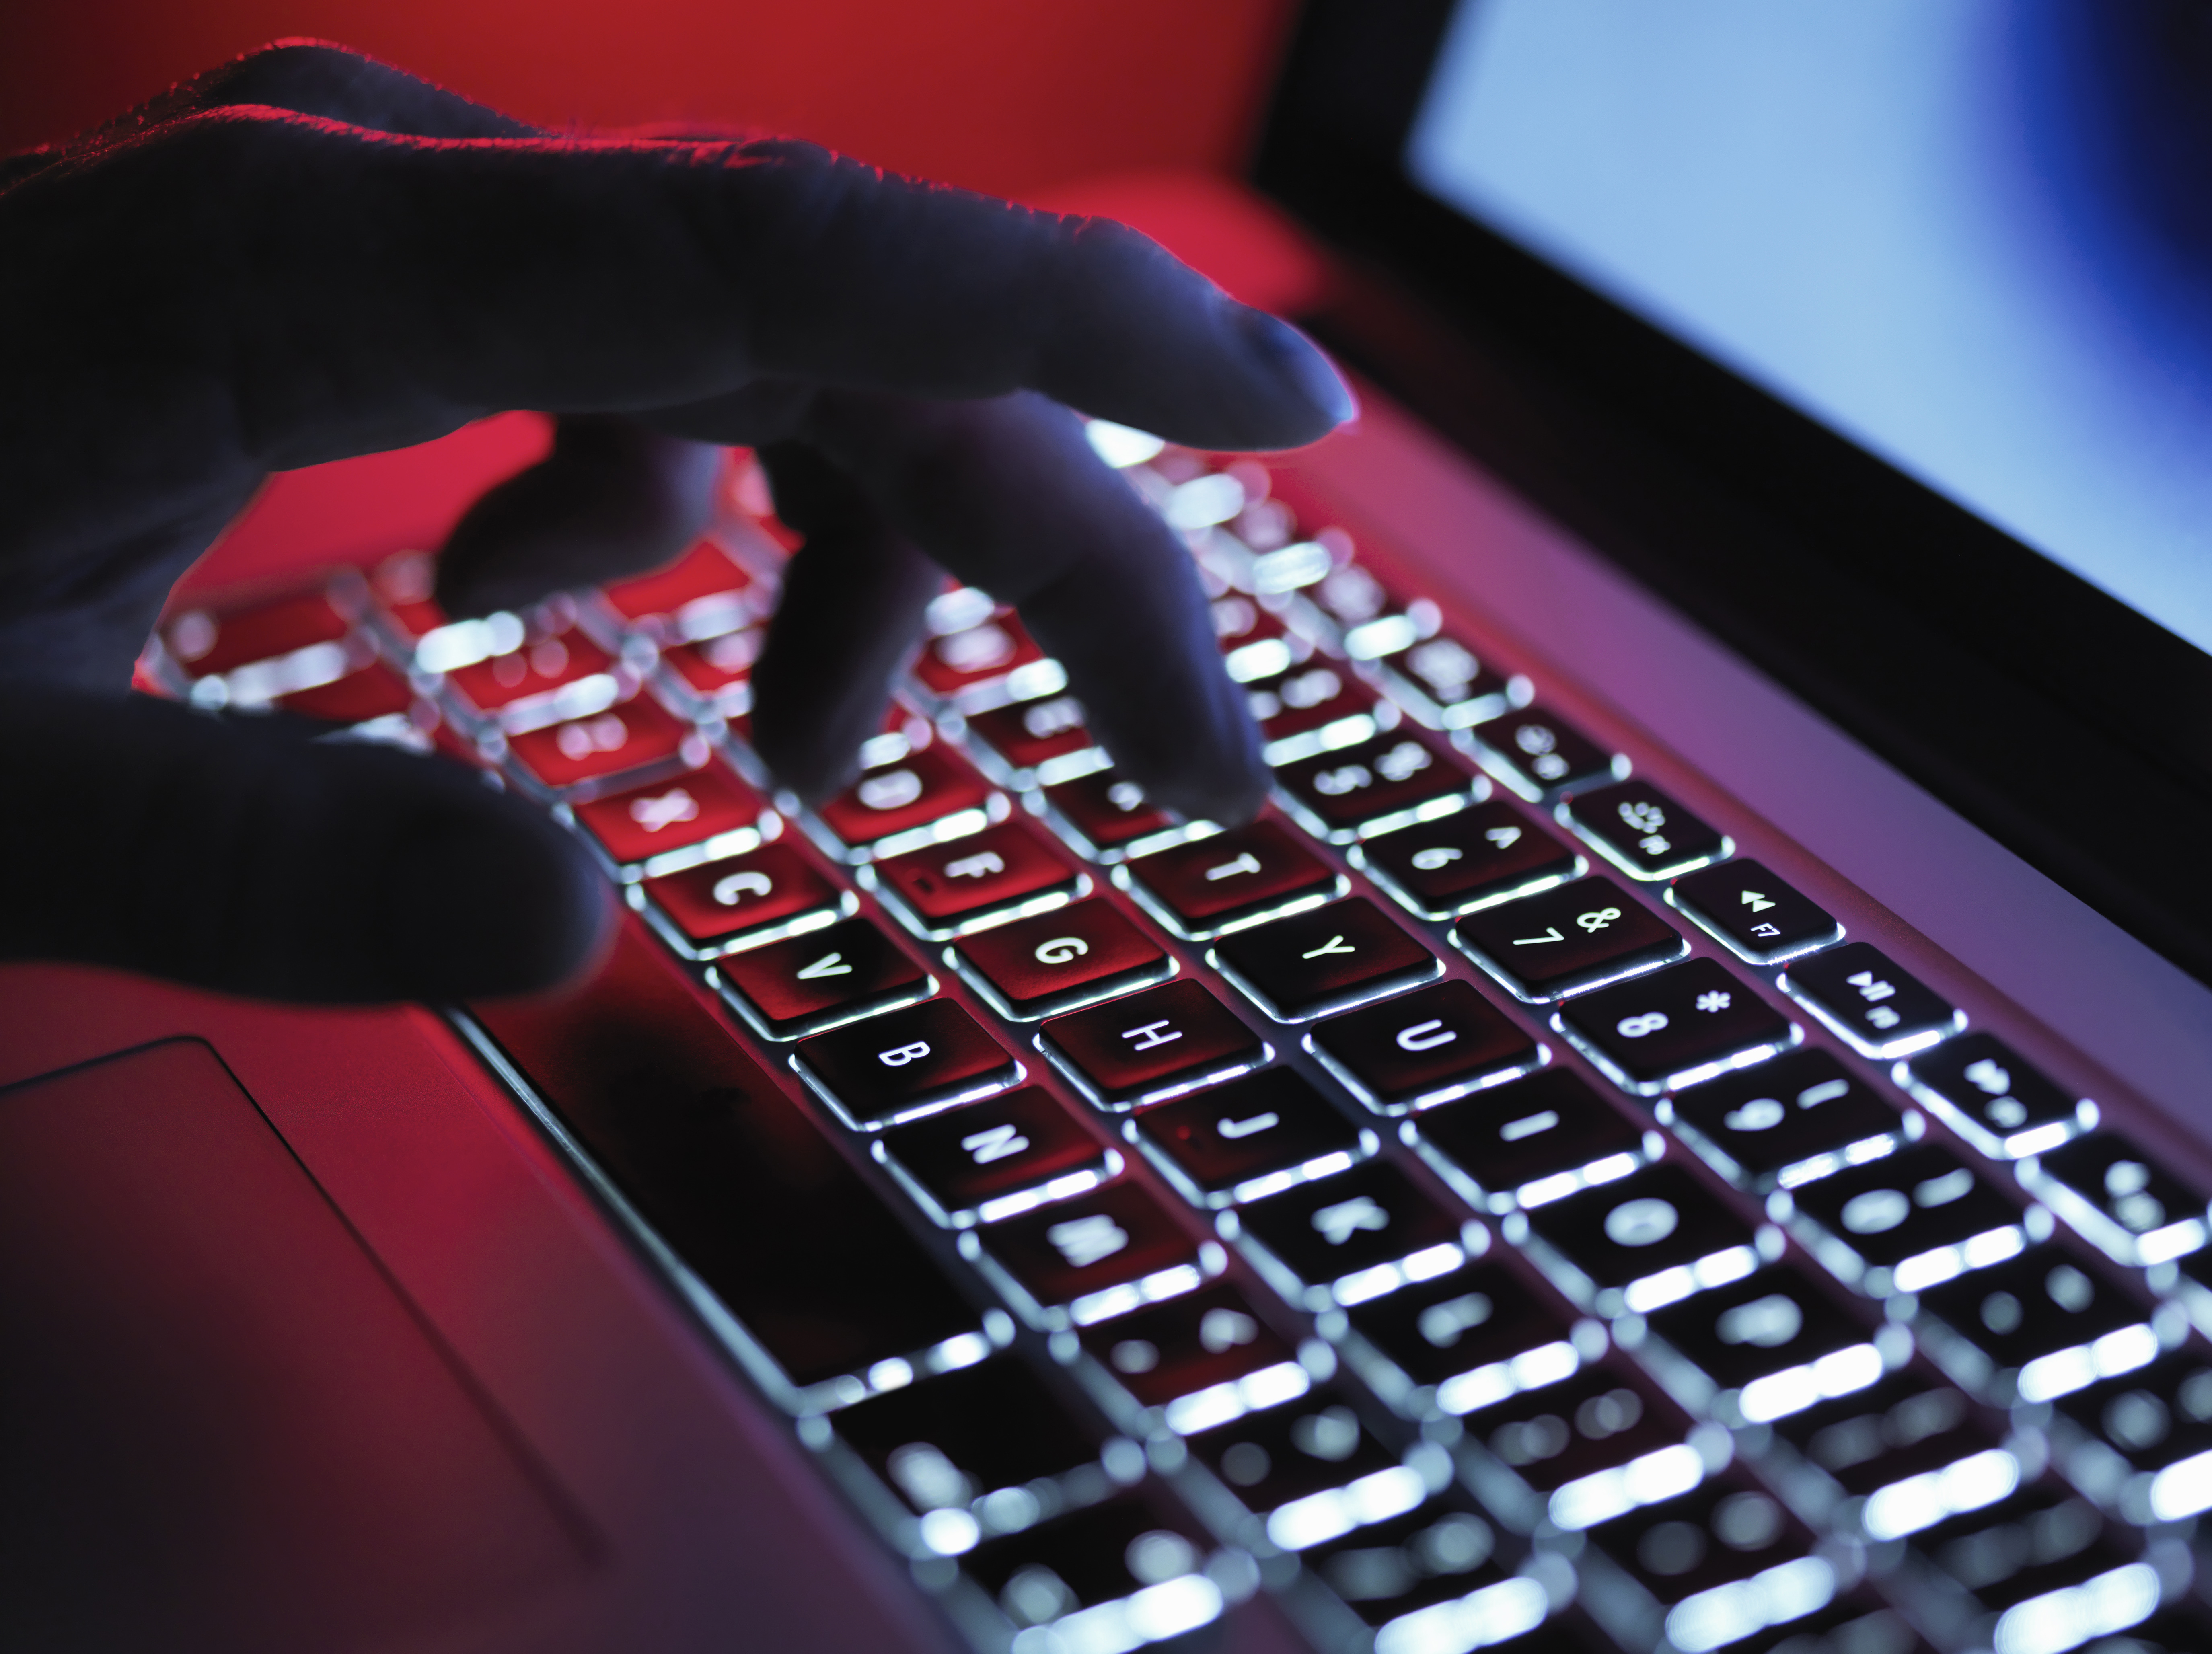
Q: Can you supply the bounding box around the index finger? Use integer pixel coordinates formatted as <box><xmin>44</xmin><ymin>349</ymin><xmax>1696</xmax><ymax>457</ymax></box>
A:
<box><xmin>61</xmin><ymin>114</ymin><xmax>1351</xmax><ymax>466</ymax></box>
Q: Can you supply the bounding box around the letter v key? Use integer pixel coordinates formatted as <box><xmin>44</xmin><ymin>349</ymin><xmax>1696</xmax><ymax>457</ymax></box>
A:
<box><xmin>796</xmin><ymin>951</ymin><xmax>852</xmax><ymax>979</ymax></box>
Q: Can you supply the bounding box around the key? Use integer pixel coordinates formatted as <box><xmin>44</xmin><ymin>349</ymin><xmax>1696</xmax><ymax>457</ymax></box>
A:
<box><xmin>1562</xmin><ymin>780</ymin><xmax>1731</xmax><ymax>881</ymax></box>
<box><xmin>1244</xmin><ymin>659</ymin><xmax>1374</xmax><ymax>754</ymax></box>
<box><xmin>1584</xmin><ymin>1477</ymin><xmax>1820</xmax><ymax>1625</ymax></box>
<box><xmin>1210</xmin><ymin>590</ymin><xmax>1285</xmax><ymax>650</ymax></box>
<box><xmin>1341</xmin><ymin>1260</ymin><xmax>1585</xmax><ymax>1418</ymax></box>
<box><xmin>1520</xmin><ymin>1163</ymin><xmax>1761</xmax><ymax>1317</ymax></box>
<box><xmin>1358</xmin><ymin>624</ymin><xmax>1518</xmax><ymax>730</ymax></box>
<box><xmin>1453</xmin><ymin>876</ymin><xmax>1685</xmax><ymax>1002</ymax></box>
<box><xmin>1458</xmin><ymin>1366</ymin><xmax>1692</xmax><ymax>1515</ymax></box>
<box><xmin>1038</xmin><ymin>767</ymin><xmax>1180</xmax><ymax>861</ymax></box>
<box><xmin>1121</xmin><ymin>820</ymin><xmax>1343</xmax><ymax>939</ymax></box>
<box><xmin>791</xmin><ymin>998</ymin><xmax>1020</xmax><ymax>1130</ymax></box>
<box><xmin>835</xmin><ymin>1358</ymin><xmax>1104</xmax><ymax>1520</ymax></box>
<box><xmin>2021</xmin><ymin>1134</ymin><xmax>2211</xmax><ymax>1268</ymax></box>
<box><xmin>962</xmin><ymin>694</ymin><xmax>1096</xmax><ymax>779</ymax></box>
<box><xmin>865</xmin><ymin>820</ymin><xmax>1083</xmax><ymax>939</ymax></box>
<box><xmin>2050</xmin><ymin>1350</ymin><xmax>2212</xmax><ymax>1500</ymax></box>
<box><xmin>1467</xmin><ymin>707</ymin><xmax>1620</xmax><ymax>800</ymax></box>
<box><xmin>1184</xmin><ymin>1392</ymin><xmax>1402</xmax><ymax>1516</ymax></box>
<box><xmin>1356</xmin><ymin>799</ymin><xmax>1582</xmax><ymax>920</ymax></box>
<box><xmin>713</xmin><ymin>916</ymin><xmax>933</xmax><ymax>1039</ymax></box>
<box><xmin>964</xmin><ymin>1496</ymin><xmax>1215</xmax><ymax>1629</ymax></box>
<box><xmin>1781</xmin><ymin>1144</ymin><xmax>2025</xmax><ymax>1297</ymax></box>
<box><xmin>504</xmin><ymin>694</ymin><xmax>697</xmax><ymax>795</ymax></box>
<box><xmin>1668</xmin><ymin>858</ymin><xmax>1842</xmax><ymax>966</ymax></box>
<box><xmin>639</xmin><ymin>842</ymin><xmax>849</xmax><ymax>959</ymax></box>
<box><xmin>164</xmin><ymin>586</ymin><xmax>356</xmax><ymax>680</ymax></box>
<box><xmin>1232</xmin><ymin>1161</ymin><xmax>1472</xmax><ymax>1308</ymax></box>
<box><xmin>966</xmin><ymin>1181</ymin><xmax>1207</xmax><ymax>1326</ymax></box>
<box><xmin>1079</xmin><ymin>1284</ymin><xmax>1305</xmax><ymax>1422</ymax></box>
<box><xmin>659</xmin><ymin>629</ymin><xmax>758</xmax><ymax>718</ymax></box>
<box><xmin>444</xmin><ymin>621</ymin><xmax>620</xmax><ymax>723</ymax></box>
<box><xmin>1780</xmin><ymin>942</ymin><xmax>1963</xmax><ymax>1060</ymax></box>
<box><xmin>1904</xmin><ymin>1488</ymin><xmax>2134</xmax><ymax>1623</ymax></box>
<box><xmin>1410</xmin><ymin>1069</ymin><xmax>1653</xmax><ymax>1213</ymax></box>
<box><xmin>468</xmin><ymin>925</ymin><xmax>980</xmax><ymax>1393</ymax></box>
<box><xmin>1273</xmin><ymin>729</ymin><xmax>1482</xmax><ymax>842</ymax></box>
<box><xmin>1302</xmin><ymin>1496</ymin><xmax>1524</xmax><ymax>1629</ymax></box>
<box><xmin>909</xmin><ymin>608</ymin><xmax>1045</xmax><ymax>699</ymax></box>
<box><xmin>874</xmin><ymin>1086</ymin><xmax>1116</xmax><ymax>1226</ymax></box>
<box><xmin>952</xmin><ymin>898</ymin><xmax>1172</xmax><ymax>1021</ymax></box>
<box><xmin>1131</xmin><ymin>1068</ymin><xmax>1374</xmax><ymax>1207</ymax></box>
<box><xmin>1772</xmin><ymin>1366</ymin><xmax>2005</xmax><ymax>1509</ymax></box>
<box><xmin>1209</xmin><ymin>897</ymin><xmax>1441</xmax><ymax>1022</ymax></box>
<box><xmin>598</xmin><ymin>539</ymin><xmax>760</xmax><ymax>641</ymax></box>
<box><xmin>273</xmin><ymin>658</ymin><xmax>415</xmax><ymax>725</ymax></box>
<box><xmin>813</xmin><ymin>744</ymin><xmax>999</xmax><ymax>859</ymax></box>
<box><xmin>1634</xmin><ymin>1267</ymin><xmax>1890</xmax><ymax>1426</ymax></box>
<box><xmin>1038</xmin><ymin>979</ymin><xmax>1269</xmax><ymax>1110</ymax></box>
<box><xmin>569</xmin><ymin>761</ymin><xmax>772</xmax><ymax>875</ymax></box>
<box><xmin>1553</xmin><ymin>957</ymin><xmax>1796</xmax><ymax>1095</ymax></box>
<box><xmin>1912</xmin><ymin>1246</ymin><xmax>2156</xmax><ymax>1406</ymax></box>
<box><xmin>1898</xmin><ymin>1032</ymin><xmax>2095</xmax><ymax>1160</ymax></box>
<box><xmin>1663</xmin><ymin>1048</ymin><xmax>1907</xmax><ymax>1192</ymax></box>
<box><xmin>1306</xmin><ymin>978</ymin><xmax>1543</xmax><ymax>1114</ymax></box>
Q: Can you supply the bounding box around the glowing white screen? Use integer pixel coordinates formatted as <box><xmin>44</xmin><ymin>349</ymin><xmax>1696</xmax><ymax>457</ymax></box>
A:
<box><xmin>1408</xmin><ymin>0</ymin><xmax>2212</xmax><ymax>658</ymax></box>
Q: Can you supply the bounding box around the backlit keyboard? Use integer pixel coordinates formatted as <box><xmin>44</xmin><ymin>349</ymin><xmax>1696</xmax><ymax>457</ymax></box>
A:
<box><xmin>150</xmin><ymin>426</ymin><xmax>2212</xmax><ymax>1654</ymax></box>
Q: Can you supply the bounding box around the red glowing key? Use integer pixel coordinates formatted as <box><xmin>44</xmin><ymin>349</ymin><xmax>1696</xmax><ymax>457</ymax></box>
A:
<box><xmin>504</xmin><ymin>696</ymin><xmax>696</xmax><ymax>792</ymax></box>
<box><xmin>570</xmin><ymin>763</ymin><xmax>771</xmax><ymax>869</ymax></box>
<box><xmin>600</xmin><ymin>540</ymin><xmax>759</xmax><ymax>637</ymax></box>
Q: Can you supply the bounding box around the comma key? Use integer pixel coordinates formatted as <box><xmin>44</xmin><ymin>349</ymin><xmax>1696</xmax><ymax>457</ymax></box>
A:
<box><xmin>1452</xmin><ymin>875</ymin><xmax>1684</xmax><ymax>1002</ymax></box>
<box><xmin>952</xmin><ymin>897</ymin><xmax>1172</xmax><ymax>1020</ymax></box>
<box><xmin>1039</xmin><ymin>980</ymin><xmax>1270</xmax><ymax>1110</ymax></box>
<box><xmin>1120</xmin><ymin>820</ymin><xmax>1342</xmax><ymax>939</ymax></box>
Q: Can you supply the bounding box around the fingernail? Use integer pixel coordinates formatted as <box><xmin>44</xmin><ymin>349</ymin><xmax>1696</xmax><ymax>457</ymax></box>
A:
<box><xmin>1240</xmin><ymin>310</ymin><xmax>1357</xmax><ymax>427</ymax></box>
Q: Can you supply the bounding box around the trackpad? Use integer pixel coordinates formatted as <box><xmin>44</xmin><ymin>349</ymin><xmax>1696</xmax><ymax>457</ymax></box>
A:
<box><xmin>0</xmin><ymin>1039</ymin><xmax>590</xmax><ymax>1652</ymax></box>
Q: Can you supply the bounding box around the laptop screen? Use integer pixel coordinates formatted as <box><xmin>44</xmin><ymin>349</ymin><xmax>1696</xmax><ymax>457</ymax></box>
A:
<box><xmin>1402</xmin><ymin>0</ymin><xmax>2212</xmax><ymax>662</ymax></box>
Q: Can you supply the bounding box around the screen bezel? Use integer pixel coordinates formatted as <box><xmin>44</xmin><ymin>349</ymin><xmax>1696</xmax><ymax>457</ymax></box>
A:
<box><xmin>1250</xmin><ymin>0</ymin><xmax>2212</xmax><ymax>987</ymax></box>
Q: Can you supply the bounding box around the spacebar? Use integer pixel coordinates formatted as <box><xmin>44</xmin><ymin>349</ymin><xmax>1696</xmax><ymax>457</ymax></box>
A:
<box><xmin>468</xmin><ymin>922</ymin><xmax>980</xmax><ymax>1393</ymax></box>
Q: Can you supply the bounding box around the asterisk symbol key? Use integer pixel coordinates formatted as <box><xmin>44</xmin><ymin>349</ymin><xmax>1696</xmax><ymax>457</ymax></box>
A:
<box><xmin>1694</xmin><ymin>990</ymin><xmax>1732</xmax><ymax>1013</ymax></box>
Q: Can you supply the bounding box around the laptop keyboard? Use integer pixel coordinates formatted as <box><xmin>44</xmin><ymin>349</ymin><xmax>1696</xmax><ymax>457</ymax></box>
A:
<box><xmin>152</xmin><ymin>429</ymin><xmax>2212</xmax><ymax>1654</ymax></box>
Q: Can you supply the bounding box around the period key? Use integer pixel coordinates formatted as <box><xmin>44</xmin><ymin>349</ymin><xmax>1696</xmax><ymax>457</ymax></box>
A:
<box><xmin>1556</xmin><ymin>957</ymin><xmax>1796</xmax><ymax>1094</ymax></box>
<box><xmin>1668</xmin><ymin>859</ymin><xmax>1842</xmax><ymax>965</ymax></box>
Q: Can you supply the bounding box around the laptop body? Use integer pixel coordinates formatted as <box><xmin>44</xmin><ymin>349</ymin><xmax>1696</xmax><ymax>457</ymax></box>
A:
<box><xmin>9</xmin><ymin>5</ymin><xmax>2212</xmax><ymax>1652</ymax></box>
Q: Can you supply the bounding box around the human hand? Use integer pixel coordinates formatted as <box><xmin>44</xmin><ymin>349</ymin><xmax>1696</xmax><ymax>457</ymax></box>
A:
<box><xmin>0</xmin><ymin>42</ymin><xmax>1351</xmax><ymax>1002</ymax></box>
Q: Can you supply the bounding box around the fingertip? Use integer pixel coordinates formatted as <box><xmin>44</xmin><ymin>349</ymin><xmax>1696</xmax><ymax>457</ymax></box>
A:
<box><xmin>1237</xmin><ymin>309</ymin><xmax>1357</xmax><ymax>436</ymax></box>
<box><xmin>376</xmin><ymin>790</ymin><xmax>618</xmax><ymax>999</ymax></box>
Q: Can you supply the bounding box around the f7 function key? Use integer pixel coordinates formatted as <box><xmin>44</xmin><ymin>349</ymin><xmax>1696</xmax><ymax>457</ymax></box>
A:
<box><xmin>1668</xmin><ymin>860</ymin><xmax>1842</xmax><ymax>966</ymax></box>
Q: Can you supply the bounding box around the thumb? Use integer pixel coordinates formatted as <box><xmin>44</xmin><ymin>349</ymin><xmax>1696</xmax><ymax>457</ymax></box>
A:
<box><xmin>0</xmin><ymin>687</ymin><xmax>613</xmax><ymax>1002</ymax></box>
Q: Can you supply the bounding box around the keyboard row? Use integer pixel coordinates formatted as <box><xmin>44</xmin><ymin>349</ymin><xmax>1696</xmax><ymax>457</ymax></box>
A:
<box><xmin>152</xmin><ymin>439</ymin><xmax>2212</xmax><ymax>1654</ymax></box>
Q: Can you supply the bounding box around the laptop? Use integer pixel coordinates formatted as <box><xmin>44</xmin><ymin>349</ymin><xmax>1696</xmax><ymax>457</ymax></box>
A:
<box><xmin>10</xmin><ymin>4</ymin><xmax>2212</xmax><ymax>1650</ymax></box>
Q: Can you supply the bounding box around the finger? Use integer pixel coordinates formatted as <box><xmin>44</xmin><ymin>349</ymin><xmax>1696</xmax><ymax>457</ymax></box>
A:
<box><xmin>0</xmin><ymin>688</ymin><xmax>613</xmax><ymax>1002</ymax></box>
<box><xmin>126</xmin><ymin>39</ymin><xmax>535</xmax><ymax>141</ymax></box>
<box><xmin>435</xmin><ymin>415</ymin><xmax>724</xmax><ymax>617</ymax></box>
<box><xmin>800</xmin><ymin>388</ymin><xmax>1268</xmax><ymax>824</ymax></box>
<box><xmin>747</xmin><ymin>443</ymin><xmax>942</xmax><ymax>803</ymax></box>
<box><xmin>65</xmin><ymin>117</ymin><xmax>1350</xmax><ymax>471</ymax></box>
